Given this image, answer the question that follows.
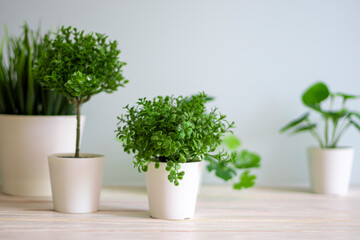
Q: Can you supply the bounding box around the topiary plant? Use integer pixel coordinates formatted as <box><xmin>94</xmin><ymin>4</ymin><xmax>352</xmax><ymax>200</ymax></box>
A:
<box><xmin>280</xmin><ymin>82</ymin><xmax>360</xmax><ymax>148</ymax></box>
<box><xmin>36</xmin><ymin>26</ymin><xmax>128</xmax><ymax>157</ymax></box>
<box><xmin>0</xmin><ymin>23</ymin><xmax>74</xmax><ymax>115</ymax></box>
<box><xmin>116</xmin><ymin>92</ymin><xmax>236</xmax><ymax>186</ymax></box>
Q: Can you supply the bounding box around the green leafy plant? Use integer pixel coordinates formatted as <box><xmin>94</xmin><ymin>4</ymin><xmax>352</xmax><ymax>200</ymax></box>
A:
<box><xmin>280</xmin><ymin>82</ymin><xmax>360</xmax><ymax>148</ymax></box>
<box><xmin>0</xmin><ymin>23</ymin><xmax>74</xmax><ymax>115</ymax></box>
<box><xmin>205</xmin><ymin>135</ymin><xmax>261</xmax><ymax>190</ymax></box>
<box><xmin>116</xmin><ymin>92</ymin><xmax>236</xmax><ymax>186</ymax></box>
<box><xmin>35</xmin><ymin>26</ymin><xmax>128</xmax><ymax>157</ymax></box>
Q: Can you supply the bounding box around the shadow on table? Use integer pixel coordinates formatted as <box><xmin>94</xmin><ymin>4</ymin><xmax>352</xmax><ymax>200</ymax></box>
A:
<box><xmin>100</xmin><ymin>208</ymin><xmax>150</xmax><ymax>219</ymax></box>
<box><xmin>0</xmin><ymin>192</ymin><xmax>53</xmax><ymax>212</ymax></box>
<box><xmin>258</xmin><ymin>186</ymin><xmax>313</xmax><ymax>194</ymax></box>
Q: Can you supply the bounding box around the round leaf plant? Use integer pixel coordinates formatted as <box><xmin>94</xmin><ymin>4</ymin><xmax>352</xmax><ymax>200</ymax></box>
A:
<box><xmin>280</xmin><ymin>82</ymin><xmax>360</xmax><ymax>148</ymax></box>
<box><xmin>36</xmin><ymin>26</ymin><xmax>128</xmax><ymax>157</ymax></box>
<box><xmin>116</xmin><ymin>92</ymin><xmax>236</xmax><ymax>186</ymax></box>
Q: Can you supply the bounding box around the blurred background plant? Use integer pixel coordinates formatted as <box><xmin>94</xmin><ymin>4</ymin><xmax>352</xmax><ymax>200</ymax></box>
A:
<box><xmin>0</xmin><ymin>23</ymin><xmax>74</xmax><ymax>115</ymax></box>
<box><xmin>280</xmin><ymin>82</ymin><xmax>360</xmax><ymax>148</ymax></box>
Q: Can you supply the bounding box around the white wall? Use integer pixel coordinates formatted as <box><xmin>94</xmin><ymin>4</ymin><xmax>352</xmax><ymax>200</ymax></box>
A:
<box><xmin>1</xmin><ymin>0</ymin><xmax>359</xmax><ymax>187</ymax></box>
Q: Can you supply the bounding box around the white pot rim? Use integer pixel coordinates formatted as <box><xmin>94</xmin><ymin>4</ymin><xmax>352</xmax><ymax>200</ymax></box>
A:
<box><xmin>49</xmin><ymin>153</ymin><xmax>104</xmax><ymax>159</ymax></box>
<box><xmin>308</xmin><ymin>146</ymin><xmax>354</xmax><ymax>151</ymax></box>
<box><xmin>0</xmin><ymin>114</ymin><xmax>78</xmax><ymax>118</ymax></box>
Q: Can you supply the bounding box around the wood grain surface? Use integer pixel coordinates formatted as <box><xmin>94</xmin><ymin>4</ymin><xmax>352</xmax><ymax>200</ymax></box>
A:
<box><xmin>0</xmin><ymin>186</ymin><xmax>359</xmax><ymax>240</ymax></box>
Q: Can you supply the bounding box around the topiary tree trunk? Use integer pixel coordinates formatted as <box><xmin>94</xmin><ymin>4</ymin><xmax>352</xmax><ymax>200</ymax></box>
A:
<box><xmin>68</xmin><ymin>96</ymin><xmax>90</xmax><ymax>158</ymax></box>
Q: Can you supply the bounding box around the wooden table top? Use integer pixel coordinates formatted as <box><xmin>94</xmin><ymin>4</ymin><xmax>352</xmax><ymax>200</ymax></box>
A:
<box><xmin>0</xmin><ymin>185</ymin><xmax>359</xmax><ymax>240</ymax></box>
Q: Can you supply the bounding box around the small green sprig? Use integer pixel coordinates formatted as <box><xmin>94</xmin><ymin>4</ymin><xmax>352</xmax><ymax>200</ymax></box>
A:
<box><xmin>280</xmin><ymin>82</ymin><xmax>360</xmax><ymax>148</ymax></box>
<box><xmin>116</xmin><ymin>92</ymin><xmax>235</xmax><ymax>186</ymax></box>
<box><xmin>205</xmin><ymin>135</ymin><xmax>261</xmax><ymax>190</ymax></box>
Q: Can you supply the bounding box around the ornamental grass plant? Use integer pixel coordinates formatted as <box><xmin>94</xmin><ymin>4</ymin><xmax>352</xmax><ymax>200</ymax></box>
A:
<box><xmin>0</xmin><ymin>23</ymin><xmax>74</xmax><ymax>115</ymax></box>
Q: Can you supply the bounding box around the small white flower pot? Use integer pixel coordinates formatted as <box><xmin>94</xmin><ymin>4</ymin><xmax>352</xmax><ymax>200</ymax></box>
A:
<box><xmin>145</xmin><ymin>161</ymin><xmax>202</xmax><ymax>220</ymax></box>
<box><xmin>48</xmin><ymin>154</ymin><xmax>105</xmax><ymax>213</ymax></box>
<box><xmin>308</xmin><ymin>147</ymin><xmax>354</xmax><ymax>195</ymax></box>
<box><xmin>0</xmin><ymin>115</ymin><xmax>84</xmax><ymax>197</ymax></box>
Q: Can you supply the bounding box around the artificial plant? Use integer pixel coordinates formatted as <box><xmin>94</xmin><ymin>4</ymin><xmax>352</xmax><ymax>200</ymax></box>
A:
<box><xmin>0</xmin><ymin>23</ymin><xmax>74</xmax><ymax>115</ymax></box>
<box><xmin>205</xmin><ymin>135</ymin><xmax>261</xmax><ymax>190</ymax></box>
<box><xmin>280</xmin><ymin>82</ymin><xmax>360</xmax><ymax>148</ymax></box>
<box><xmin>36</xmin><ymin>26</ymin><xmax>128</xmax><ymax>157</ymax></box>
<box><xmin>116</xmin><ymin>92</ymin><xmax>236</xmax><ymax>186</ymax></box>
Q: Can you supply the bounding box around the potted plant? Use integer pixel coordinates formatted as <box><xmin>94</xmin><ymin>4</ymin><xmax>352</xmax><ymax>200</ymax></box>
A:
<box><xmin>205</xmin><ymin>135</ymin><xmax>261</xmax><ymax>190</ymax></box>
<box><xmin>116</xmin><ymin>92</ymin><xmax>235</xmax><ymax>219</ymax></box>
<box><xmin>35</xmin><ymin>26</ymin><xmax>127</xmax><ymax>213</ymax></box>
<box><xmin>280</xmin><ymin>82</ymin><xmax>359</xmax><ymax>195</ymax></box>
<box><xmin>0</xmin><ymin>23</ymin><xmax>77</xmax><ymax>197</ymax></box>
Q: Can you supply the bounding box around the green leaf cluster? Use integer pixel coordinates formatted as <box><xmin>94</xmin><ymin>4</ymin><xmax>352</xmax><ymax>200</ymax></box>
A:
<box><xmin>205</xmin><ymin>135</ymin><xmax>261</xmax><ymax>190</ymax></box>
<box><xmin>0</xmin><ymin>23</ymin><xmax>74</xmax><ymax>115</ymax></box>
<box><xmin>280</xmin><ymin>82</ymin><xmax>360</xmax><ymax>148</ymax></box>
<box><xmin>116</xmin><ymin>92</ymin><xmax>235</xmax><ymax>185</ymax></box>
<box><xmin>35</xmin><ymin>26</ymin><xmax>128</xmax><ymax>101</ymax></box>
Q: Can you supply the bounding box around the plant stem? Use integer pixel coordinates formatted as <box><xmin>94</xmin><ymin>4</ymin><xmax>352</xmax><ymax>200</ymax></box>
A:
<box><xmin>331</xmin><ymin>114</ymin><xmax>349</xmax><ymax>146</ymax></box>
<box><xmin>331</xmin><ymin>119</ymin><xmax>338</xmax><ymax>147</ymax></box>
<box><xmin>341</xmin><ymin>98</ymin><xmax>347</xmax><ymax>109</ymax></box>
<box><xmin>329</xmin><ymin>95</ymin><xmax>334</xmax><ymax>110</ymax></box>
<box><xmin>331</xmin><ymin>122</ymin><xmax>350</xmax><ymax>148</ymax></box>
<box><xmin>75</xmin><ymin>99</ymin><xmax>81</xmax><ymax>158</ymax></box>
<box><xmin>324</xmin><ymin>117</ymin><xmax>329</xmax><ymax>147</ymax></box>
<box><xmin>306</xmin><ymin>118</ymin><xmax>324</xmax><ymax>148</ymax></box>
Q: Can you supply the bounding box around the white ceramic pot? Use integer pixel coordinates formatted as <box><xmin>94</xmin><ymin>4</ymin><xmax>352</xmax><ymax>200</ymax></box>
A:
<box><xmin>48</xmin><ymin>153</ymin><xmax>104</xmax><ymax>213</ymax></box>
<box><xmin>0</xmin><ymin>115</ymin><xmax>84</xmax><ymax>197</ymax></box>
<box><xmin>145</xmin><ymin>161</ymin><xmax>202</xmax><ymax>220</ymax></box>
<box><xmin>308</xmin><ymin>147</ymin><xmax>354</xmax><ymax>195</ymax></box>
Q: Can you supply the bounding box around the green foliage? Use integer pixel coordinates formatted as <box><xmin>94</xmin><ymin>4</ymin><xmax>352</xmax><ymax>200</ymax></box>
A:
<box><xmin>35</xmin><ymin>26</ymin><xmax>128</xmax><ymax>101</ymax></box>
<box><xmin>302</xmin><ymin>82</ymin><xmax>330</xmax><ymax>111</ymax></box>
<box><xmin>0</xmin><ymin>23</ymin><xmax>74</xmax><ymax>115</ymax></box>
<box><xmin>222</xmin><ymin>134</ymin><xmax>241</xmax><ymax>150</ymax></box>
<box><xmin>280</xmin><ymin>81</ymin><xmax>360</xmax><ymax>148</ymax></box>
<box><xmin>116</xmin><ymin>92</ymin><xmax>235</xmax><ymax>185</ymax></box>
<box><xmin>205</xmin><ymin>135</ymin><xmax>261</xmax><ymax>190</ymax></box>
<box><xmin>35</xmin><ymin>25</ymin><xmax>128</xmax><ymax>157</ymax></box>
<box><xmin>233</xmin><ymin>170</ymin><xmax>257</xmax><ymax>190</ymax></box>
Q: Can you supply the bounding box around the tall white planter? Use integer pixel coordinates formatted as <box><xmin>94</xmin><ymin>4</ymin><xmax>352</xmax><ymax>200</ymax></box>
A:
<box><xmin>145</xmin><ymin>161</ymin><xmax>202</xmax><ymax>220</ymax></box>
<box><xmin>308</xmin><ymin>147</ymin><xmax>354</xmax><ymax>195</ymax></box>
<box><xmin>0</xmin><ymin>115</ymin><xmax>84</xmax><ymax>196</ymax></box>
<box><xmin>48</xmin><ymin>154</ymin><xmax>104</xmax><ymax>213</ymax></box>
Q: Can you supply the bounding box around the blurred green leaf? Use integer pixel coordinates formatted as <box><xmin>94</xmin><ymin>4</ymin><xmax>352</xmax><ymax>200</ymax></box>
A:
<box><xmin>350</xmin><ymin>112</ymin><xmax>360</xmax><ymax>120</ymax></box>
<box><xmin>206</xmin><ymin>162</ymin><xmax>236</xmax><ymax>181</ymax></box>
<box><xmin>280</xmin><ymin>112</ymin><xmax>309</xmax><ymax>133</ymax></box>
<box><xmin>350</xmin><ymin>120</ymin><xmax>360</xmax><ymax>132</ymax></box>
<box><xmin>334</xmin><ymin>92</ymin><xmax>359</xmax><ymax>100</ymax></box>
<box><xmin>223</xmin><ymin>135</ymin><xmax>241</xmax><ymax>150</ymax></box>
<box><xmin>293</xmin><ymin>124</ymin><xmax>317</xmax><ymax>134</ymax></box>
<box><xmin>233</xmin><ymin>170</ymin><xmax>256</xmax><ymax>190</ymax></box>
<box><xmin>321</xmin><ymin>109</ymin><xmax>347</xmax><ymax>120</ymax></box>
<box><xmin>302</xmin><ymin>82</ymin><xmax>329</xmax><ymax>110</ymax></box>
<box><xmin>233</xmin><ymin>150</ymin><xmax>260</xmax><ymax>169</ymax></box>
